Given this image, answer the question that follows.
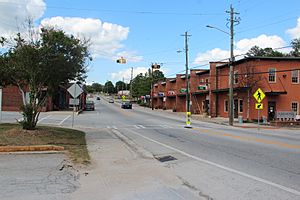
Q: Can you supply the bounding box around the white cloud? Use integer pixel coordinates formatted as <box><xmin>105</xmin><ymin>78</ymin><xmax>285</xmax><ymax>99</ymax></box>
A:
<box><xmin>286</xmin><ymin>17</ymin><xmax>300</xmax><ymax>39</ymax></box>
<box><xmin>109</xmin><ymin>66</ymin><xmax>169</xmax><ymax>83</ymax></box>
<box><xmin>194</xmin><ymin>48</ymin><xmax>230</xmax><ymax>65</ymax></box>
<box><xmin>0</xmin><ymin>0</ymin><xmax>46</xmax><ymax>35</ymax></box>
<box><xmin>41</xmin><ymin>16</ymin><xmax>142</xmax><ymax>61</ymax></box>
<box><xmin>194</xmin><ymin>34</ymin><xmax>286</xmax><ymax>65</ymax></box>
<box><xmin>109</xmin><ymin>67</ymin><xmax>149</xmax><ymax>83</ymax></box>
<box><xmin>236</xmin><ymin>34</ymin><xmax>285</xmax><ymax>52</ymax></box>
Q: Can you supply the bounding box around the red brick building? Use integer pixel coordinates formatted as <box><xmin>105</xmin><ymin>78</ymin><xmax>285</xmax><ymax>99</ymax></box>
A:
<box><xmin>1</xmin><ymin>84</ymin><xmax>87</xmax><ymax>112</ymax></box>
<box><xmin>210</xmin><ymin>57</ymin><xmax>300</xmax><ymax>121</ymax></box>
<box><xmin>152</xmin><ymin>57</ymin><xmax>300</xmax><ymax>121</ymax></box>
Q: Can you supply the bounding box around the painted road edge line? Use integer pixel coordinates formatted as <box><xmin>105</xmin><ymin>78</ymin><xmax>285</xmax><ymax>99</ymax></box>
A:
<box><xmin>58</xmin><ymin>115</ymin><xmax>71</xmax><ymax>126</ymax></box>
<box><xmin>37</xmin><ymin>115</ymin><xmax>52</xmax><ymax>124</ymax></box>
<box><xmin>129</xmin><ymin>130</ymin><xmax>300</xmax><ymax>196</ymax></box>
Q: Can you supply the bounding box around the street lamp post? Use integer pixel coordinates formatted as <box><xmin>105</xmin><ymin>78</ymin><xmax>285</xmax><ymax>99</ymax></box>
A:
<box><xmin>206</xmin><ymin>5</ymin><xmax>239</xmax><ymax>126</ymax></box>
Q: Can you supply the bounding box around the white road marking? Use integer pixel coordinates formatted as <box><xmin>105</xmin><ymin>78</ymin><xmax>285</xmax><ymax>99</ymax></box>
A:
<box><xmin>58</xmin><ymin>115</ymin><xmax>71</xmax><ymax>126</ymax></box>
<box><xmin>37</xmin><ymin>115</ymin><xmax>52</xmax><ymax>124</ymax></box>
<box><xmin>137</xmin><ymin>125</ymin><xmax>146</xmax><ymax>129</ymax></box>
<box><xmin>112</xmin><ymin>126</ymin><xmax>118</xmax><ymax>130</ymax></box>
<box><xmin>134</xmin><ymin>125</ymin><xmax>140</xmax><ymax>129</ymax></box>
<box><xmin>129</xmin><ymin>130</ymin><xmax>300</xmax><ymax>196</ymax></box>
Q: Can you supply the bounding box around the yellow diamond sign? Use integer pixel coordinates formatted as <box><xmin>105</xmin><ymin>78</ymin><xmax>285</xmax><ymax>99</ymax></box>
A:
<box><xmin>253</xmin><ymin>88</ymin><xmax>265</xmax><ymax>103</ymax></box>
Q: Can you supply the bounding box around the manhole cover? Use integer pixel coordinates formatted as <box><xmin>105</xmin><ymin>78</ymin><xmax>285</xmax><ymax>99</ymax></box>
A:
<box><xmin>155</xmin><ymin>155</ymin><xmax>177</xmax><ymax>162</ymax></box>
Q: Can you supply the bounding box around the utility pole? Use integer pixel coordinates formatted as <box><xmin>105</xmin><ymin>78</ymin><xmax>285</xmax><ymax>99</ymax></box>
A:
<box><xmin>181</xmin><ymin>31</ymin><xmax>192</xmax><ymax>128</ymax></box>
<box><xmin>151</xmin><ymin>66</ymin><xmax>154</xmax><ymax>110</ymax></box>
<box><xmin>226</xmin><ymin>5</ymin><xmax>240</xmax><ymax>126</ymax></box>
<box><xmin>130</xmin><ymin>67</ymin><xmax>133</xmax><ymax>100</ymax></box>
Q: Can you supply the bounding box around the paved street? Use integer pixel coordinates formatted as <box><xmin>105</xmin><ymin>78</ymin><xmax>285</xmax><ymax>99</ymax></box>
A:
<box><xmin>1</xmin><ymin>97</ymin><xmax>300</xmax><ymax>199</ymax></box>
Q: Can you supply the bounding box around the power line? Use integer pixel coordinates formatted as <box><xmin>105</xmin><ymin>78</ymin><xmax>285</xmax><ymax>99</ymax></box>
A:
<box><xmin>0</xmin><ymin>1</ymin><xmax>223</xmax><ymax>16</ymax></box>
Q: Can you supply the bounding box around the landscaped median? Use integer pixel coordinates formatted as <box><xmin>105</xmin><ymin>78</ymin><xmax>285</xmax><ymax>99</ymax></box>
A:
<box><xmin>0</xmin><ymin>123</ymin><xmax>90</xmax><ymax>164</ymax></box>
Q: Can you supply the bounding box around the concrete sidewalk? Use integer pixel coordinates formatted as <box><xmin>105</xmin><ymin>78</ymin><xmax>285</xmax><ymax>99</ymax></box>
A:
<box><xmin>72</xmin><ymin>129</ymin><xmax>206</xmax><ymax>200</ymax></box>
<box><xmin>136</xmin><ymin>105</ymin><xmax>294</xmax><ymax>130</ymax></box>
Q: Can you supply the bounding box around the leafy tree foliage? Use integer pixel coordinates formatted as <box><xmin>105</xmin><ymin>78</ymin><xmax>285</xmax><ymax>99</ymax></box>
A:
<box><xmin>131</xmin><ymin>69</ymin><xmax>165</xmax><ymax>98</ymax></box>
<box><xmin>131</xmin><ymin>73</ymin><xmax>150</xmax><ymax>98</ymax></box>
<box><xmin>104</xmin><ymin>81</ymin><xmax>114</xmax><ymax>94</ymax></box>
<box><xmin>245</xmin><ymin>45</ymin><xmax>285</xmax><ymax>57</ymax></box>
<box><xmin>91</xmin><ymin>83</ymin><xmax>103</xmax><ymax>92</ymax></box>
<box><xmin>290</xmin><ymin>38</ymin><xmax>300</xmax><ymax>57</ymax></box>
<box><xmin>115</xmin><ymin>81</ymin><xmax>127</xmax><ymax>92</ymax></box>
<box><xmin>0</xmin><ymin>28</ymin><xmax>90</xmax><ymax>130</ymax></box>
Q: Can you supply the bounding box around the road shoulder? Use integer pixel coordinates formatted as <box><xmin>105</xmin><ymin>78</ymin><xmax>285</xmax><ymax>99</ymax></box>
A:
<box><xmin>72</xmin><ymin>128</ymin><xmax>205</xmax><ymax>200</ymax></box>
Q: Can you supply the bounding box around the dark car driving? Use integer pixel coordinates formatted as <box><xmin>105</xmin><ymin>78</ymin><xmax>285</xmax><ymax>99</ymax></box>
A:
<box><xmin>85</xmin><ymin>100</ymin><xmax>95</xmax><ymax>111</ymax></box>
<box><xmin>121</xmin><ymin>101</ymin><xmax>132</xmax><ymax>109</ymax></box>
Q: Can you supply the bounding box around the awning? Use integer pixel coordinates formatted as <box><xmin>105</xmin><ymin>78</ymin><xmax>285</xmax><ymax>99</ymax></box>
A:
<box><xmin>192</xmin><ymin>91</ymin><xmax>209</xmax><ymax>95</ymax></box>
<box><xmin>265</xmin><ymin>91</ymin><xmax>287</xmax><ymax>96</ymax></box>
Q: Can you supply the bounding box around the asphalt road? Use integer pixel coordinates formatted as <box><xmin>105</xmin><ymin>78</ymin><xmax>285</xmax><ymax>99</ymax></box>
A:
<box><xmin>1</xmin><ymin>97</ymin><xmax>300</xmax><ymax>199</ymax></box>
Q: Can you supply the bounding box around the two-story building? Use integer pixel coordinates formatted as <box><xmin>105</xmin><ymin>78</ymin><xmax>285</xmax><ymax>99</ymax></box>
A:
<box><xmin>151</xmin><ymin>57</ymin><xmax>300</xmax><ymax>122</ymax></box>
<box><xmin>209</xmin><ymin>57</ymin><xmax>300</xmax><ymax>121</ymax></box>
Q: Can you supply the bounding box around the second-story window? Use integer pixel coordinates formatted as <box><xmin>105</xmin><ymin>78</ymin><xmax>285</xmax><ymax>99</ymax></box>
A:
<box><xmin>268</xmin><ymin>68</ymin><xmax>276</xmax><ymax>83</ymax></box>
<box><xmin>292</xmin><ymin>70</ymin><xmax>299</xmax><ymax>84</ymax></box>
<box><xmin>234</xmin><ymin>71</ymin><xmax>238</xmax><ymax>84</ymax></box>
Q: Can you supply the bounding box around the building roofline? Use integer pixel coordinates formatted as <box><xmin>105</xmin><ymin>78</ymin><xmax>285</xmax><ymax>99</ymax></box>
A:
<box><xmin>217</xmin><ymin>56</ymin><xmax>300</xmax><ymax>68</ymax></box>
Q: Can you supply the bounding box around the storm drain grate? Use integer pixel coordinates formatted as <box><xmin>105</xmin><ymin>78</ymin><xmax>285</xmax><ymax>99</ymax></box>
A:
<box><xmin>155</xmin><ymin>155</ymin><xmax>177</xmax><ymax>162</ymax></box>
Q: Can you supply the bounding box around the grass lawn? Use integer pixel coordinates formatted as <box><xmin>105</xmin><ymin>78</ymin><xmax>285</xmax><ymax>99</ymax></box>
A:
<box><xmin>0</xmin><ymin>123</ymin><xmax>90</xmax><ymax>165</ymax></box>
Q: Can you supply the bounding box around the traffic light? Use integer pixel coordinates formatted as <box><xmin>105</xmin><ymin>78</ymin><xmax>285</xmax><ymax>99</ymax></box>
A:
<box><xmin>151</xmin><ymin>63</ymin><xmax>160</xmax><ymax>69</ymax></box>
<box><xmin>116</xmin><ymin>57</ymin><xmax>126</xmax><ymax>64</ymax></box>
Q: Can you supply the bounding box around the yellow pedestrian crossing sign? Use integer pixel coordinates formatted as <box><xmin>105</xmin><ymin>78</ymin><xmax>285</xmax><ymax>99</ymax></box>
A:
<box><xmin>122</xmin><ymin>95</ymin><xmax>126</xmax><ymax>100</ymax></box>
<box><xmin>253</xmin><ymin>88</ymin><xmax>265</xmax><ymax>103</ymax></box>
<box><xmin>255</xmin><ymin>103</ymin><xmax>263</xmax><ymax>110</ymax></box>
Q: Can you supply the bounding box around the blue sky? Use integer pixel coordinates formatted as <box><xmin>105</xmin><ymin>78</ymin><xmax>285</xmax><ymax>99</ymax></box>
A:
<box><xmin>1</xmin><ymin>0</ymin><xmax>300</xmax><ymax>85</ymax></box>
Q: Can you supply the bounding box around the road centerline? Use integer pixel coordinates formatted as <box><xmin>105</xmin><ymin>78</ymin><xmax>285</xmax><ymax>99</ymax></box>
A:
<box><xmin>192</xmin><ymin>127</ymin><xmax>300</xmax><ymax>149</ymax></box>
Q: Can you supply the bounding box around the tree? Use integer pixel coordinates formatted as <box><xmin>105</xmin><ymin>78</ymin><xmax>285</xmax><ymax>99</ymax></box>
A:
<box><xmin>246</xmin><ymin>45</ymin><xmax>285</xmax><ymax>57</ymax></box>
<box><xmin>131</xmin><ymin>73</ymin><xmax>150</xmax><ymax>98</ymax></box>
<box><xmin>104</xmin><ymin>81</ymin><xmax>114</xmax><ymax>94</ymax></box>
<box><xmin>152</xmin><ymin>70</ymin><xmax>165</xmax><ymax>83</ymax></box>
<box><xmin>91</xmin><ymin>83</ymin><xmax>103</xmax><ymax>92</ymax></box>
<box><xmin>290</xmin><ymin>38</ymin><xmax>300</xmax><ymax>57</ymax></box>
<box><xmin>237</xmin><ymin>63</ymin><xmax>263</xmax><ymax>121</ymax></box>
<box><xmin>115</xmin><ymin>81</ymin><xmax>127</xmax><ymax>92</ymax></box>
<box><xmin>0</xmin><ymin>28</ymin><xmax>90</xmax><ymax>130</ymax></box>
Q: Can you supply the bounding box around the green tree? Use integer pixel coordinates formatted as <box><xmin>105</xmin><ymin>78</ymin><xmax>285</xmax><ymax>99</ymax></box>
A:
<box><xmin>85</xmin><ymin>85</ymin><xmax>95</xmax><ymax>93</ymax></box>
<box><xmin>152</xmin><ymin>70</ymin><xmax>165</xmax><ymax>83</ymax></box>
<box><xmin>0</xmin><ymin>28</ymin><xmax>90</xmax><ymax>130</ymax></box>
<box><xmin>91</xmin><ymin>83</ymin><xmax>103</xmax><ymax>92</ymax></box>
<box><xmin>115</xmin><ymin>81</ymin><xmax>127</xmax><ymax>92</ymax></box>
<box><xmin>104</xmin><ymin>81</ymin><xmax>114</xmax><ymax>94</ymax></box>
<box><xmin>290</xmin><ymin>38</ymin><xmax>300</xmax><ymax>57</ymax></box>
<box><xmin>131</xmin><ymin>73</ymin><xmax>150</xmax><ymax>98</ymax></box>
<box><xmin>246</xmin><ymin>45</ymin><xmax>285</xmax><ymax>57</ymax></box>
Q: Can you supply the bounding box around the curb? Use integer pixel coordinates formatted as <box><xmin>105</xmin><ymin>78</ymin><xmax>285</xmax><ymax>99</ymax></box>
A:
<box><xmin>110</xmin><ymin>129</ymin><xmax>154</xmax><ymax>159</ymax></box>
<box><xmin>0</xmin><ymin>145</ymin><xmax>64</xmax><ymax>152</ymax></box>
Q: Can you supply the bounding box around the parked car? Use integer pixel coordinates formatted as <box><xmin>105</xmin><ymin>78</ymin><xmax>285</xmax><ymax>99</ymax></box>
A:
<box><xmin>85</xmin><ymin>100</ymin><xmax>95</xmax><ymax>111</ymax></box>
<box><xmin>96</xmin><ymin>96</ymin><xmax>100</xmax><ymax>100</ymax></box>
<box><xmin>108</xmin><ymin>98</ymin><xmax>114</xmax><ymax>103</ymax></box>
<box><xmin>121</xmin><ymin>101</ymin><xmax>132</xmax><ymax>109</ymax></box>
